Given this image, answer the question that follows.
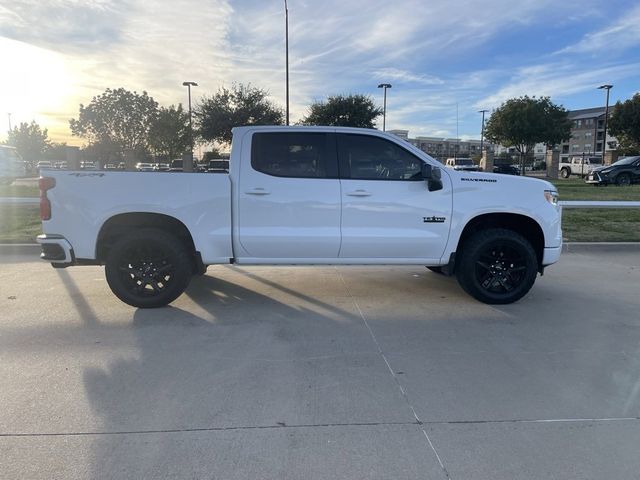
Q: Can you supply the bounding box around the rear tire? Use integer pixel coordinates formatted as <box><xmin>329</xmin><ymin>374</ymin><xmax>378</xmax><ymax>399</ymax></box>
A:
<box><xmin>456</xmin><ymin>228</ymin><xmax>538</xmax><ymax>304</ymax></box>
<box><xmin>105</xmin><ymin>229</ymin><xmax>193</xmax><ymax>308</ymax></box>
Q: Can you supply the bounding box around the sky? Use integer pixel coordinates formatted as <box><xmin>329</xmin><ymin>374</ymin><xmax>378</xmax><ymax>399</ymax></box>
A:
<box><xmin>1</xmin><ymin>0</ymin><xmax>639</xmax><ymax>146</ymax></box>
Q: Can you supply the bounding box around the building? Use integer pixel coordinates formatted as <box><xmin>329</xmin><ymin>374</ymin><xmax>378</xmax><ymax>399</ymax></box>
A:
<box><xmin>559</xmin><ymin>107</ymin><xmax>617</xmax><ymax>163</ymax></box>
<box><xmin>388</xmin><ymin>129</ymin><xmax>409</xmax><ymax>140</ymax></box>
<box><xmin>407</xmin><ymin>136</ymin><xmax>486</xmax><ymax>162</ymax></box>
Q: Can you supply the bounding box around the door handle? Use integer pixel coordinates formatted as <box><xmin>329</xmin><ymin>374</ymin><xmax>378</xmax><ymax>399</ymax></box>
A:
<box><xmin>245</xmin><ymin>188</ymin><xmax>271</xmax><ymax>195</ymax></box>
<box><xmin>346</xmin><ymin>190</ymin><xmax>372</xmax><ymax>197</ymax></box>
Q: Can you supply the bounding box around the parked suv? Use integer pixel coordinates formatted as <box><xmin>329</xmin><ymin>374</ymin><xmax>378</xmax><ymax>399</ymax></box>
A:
<box><xmin>585</xmin><ymin>156</ymin><xmax>640</xmax><ymax>186</ymax></box>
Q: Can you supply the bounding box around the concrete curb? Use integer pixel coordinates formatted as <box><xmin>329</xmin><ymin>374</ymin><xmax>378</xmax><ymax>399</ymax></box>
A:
<box><xmin>562</xmin><ymin>242</ymin><xmax>640</xmax><ymax>253</ymax></box>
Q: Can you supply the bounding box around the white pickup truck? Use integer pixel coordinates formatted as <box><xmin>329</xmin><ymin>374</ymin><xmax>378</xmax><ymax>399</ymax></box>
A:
<box><xmin>559</xmin><ymin>156</ymin><xmax>602</xmax><ymax>178</ymax></box>
<box><xmin>37</xmin><ymin>126</ymin><xmax>562</xmax><ymax>307</ymax></box>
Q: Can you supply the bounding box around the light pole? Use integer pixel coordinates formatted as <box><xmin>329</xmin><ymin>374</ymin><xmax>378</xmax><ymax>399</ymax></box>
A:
<box><xmin>598</xmin><ymin>84</ymin><xmax>612</xmax><ymax>164</ymax></box>
<box><xmin>7</xmin><ymin>113</ymin><xmax>12</xmax><ymax>132</ymax></box>
<box><xmin>377</xmin><ymin>83</ymin><xmax>392</xmax><ymax>131</ymax></box>
<box><xmin>284</xmin><ymin>0</ymin><xmax>290</xmax><ymax>126</ymax></box>
<box><xmin>182</xmin><ymin>81</ymin><xmax>198</xmax><ymax>170</ymax></box>
<box><xmin>478</xmin><ymin>109</ymin><xmax>488</xmax><ymax>154</ymax></box>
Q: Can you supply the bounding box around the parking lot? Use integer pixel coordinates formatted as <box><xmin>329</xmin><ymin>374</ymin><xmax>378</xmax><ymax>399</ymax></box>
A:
<box><xmin>1</xmin><ymin>247</ymin><xmax>640</xmax><ymax>479</ymax></box>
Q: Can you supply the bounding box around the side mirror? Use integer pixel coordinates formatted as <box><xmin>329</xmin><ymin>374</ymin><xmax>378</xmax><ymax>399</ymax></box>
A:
<box><xmin>421</xmin><ymin>163</ymin><xmax>443</xmax><ymax>192</ymax></box>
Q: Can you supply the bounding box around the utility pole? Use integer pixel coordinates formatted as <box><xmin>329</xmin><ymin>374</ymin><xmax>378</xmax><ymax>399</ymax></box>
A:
<box><xmin>377</xmin><ymin>83</ymin><xmax>392</xmax><ymax>131</ymax></box>
<box><xmin>7</xmin><ymin>113</ymin><xmax>12</xmax><ymax>132</ymax></box>
<box><xmin>598</xmin><ymin>84</ymin><xmax>613</xmax><ymax>164</ymax></box>
<box><xmin>285</xmin><ymin>0</ymin><xmax>290</xmax><ymax>126</ymax></box>
<box><xmin>478</xmin><ymin>109</ymin><xmax>488</xmax><ymax>154</ymax></box>
<box><xmin>182</xmin><ymin>81</ymin><xmax>198</xmax><ymax>171</ymax></box>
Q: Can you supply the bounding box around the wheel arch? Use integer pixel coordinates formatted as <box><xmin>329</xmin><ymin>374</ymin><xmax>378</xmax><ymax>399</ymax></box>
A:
<box><xmin>96</xmin><ymin>212</ymin><xmax>203</xmax><ymax>273</ymax></box>
<box><xmin>456</xmin><ymin>213</ymin><xmax>545</xmax><ymax>270</ymax></box>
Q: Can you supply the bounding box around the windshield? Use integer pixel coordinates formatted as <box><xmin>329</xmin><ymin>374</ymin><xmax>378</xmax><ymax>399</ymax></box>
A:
<box><xmin>612</xmin><ymin>156</ymin><xmax>639</xmax><ymax>166</ymax></box>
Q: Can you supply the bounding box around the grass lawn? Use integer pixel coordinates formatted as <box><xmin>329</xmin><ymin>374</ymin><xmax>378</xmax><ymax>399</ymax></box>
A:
<box><xmin>0</xmin><ymin>205</ymin><xmax>41</xmax><ymax>243</ymax></box>
<box><xmin>0</xmin><ymin>184</ymin><xmax>39</xmax><ymax>197</ymax></box>
<box><xmin>549</xmin><ymin>177</ymin><xmax>640</xmax><ymax>201</ymax></box>
<box><xmin>547</xmin><ymin>177</ymin><xmax>640</xmax><ymax>242</ymax></box>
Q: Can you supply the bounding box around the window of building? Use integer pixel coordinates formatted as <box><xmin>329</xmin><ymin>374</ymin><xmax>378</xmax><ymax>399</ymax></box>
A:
<box><xmin>337</xmin><ymin>134</ymin><xmax>423</xmax><ymax>181</ymax></box>
<box><xmin>251</xmin><ymin>132</ymin><xmax>336</xmax><ymax>178</ymax></box>
<box><xmin>572</xmin><ymin>144</ymin><xmax>580</xmax><ymax>151</ymax></box>
<box><xmin>585</xmin><ymin>132</ymin><xmax>592</xmax><ymax>138</ymax></box>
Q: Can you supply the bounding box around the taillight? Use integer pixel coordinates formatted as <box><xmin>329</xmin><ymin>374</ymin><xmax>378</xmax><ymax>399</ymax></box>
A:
<box><xmin>39</xmin><ymin>177</ymin><xmax>56</xmax><ymax>220</ymax></box>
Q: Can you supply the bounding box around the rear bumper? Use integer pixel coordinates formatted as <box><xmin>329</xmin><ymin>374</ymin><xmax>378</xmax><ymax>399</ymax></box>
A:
<box><xmin>36</xmin><ymin>234</ymin><xmax>75</xmax><ymax>265</ymax></box>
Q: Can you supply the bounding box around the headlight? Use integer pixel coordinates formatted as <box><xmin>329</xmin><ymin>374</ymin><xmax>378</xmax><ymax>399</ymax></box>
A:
<box><xmin>544</xmin><ymin>190</ymin><xmax>559</xmax><ymax>206</ymax></box>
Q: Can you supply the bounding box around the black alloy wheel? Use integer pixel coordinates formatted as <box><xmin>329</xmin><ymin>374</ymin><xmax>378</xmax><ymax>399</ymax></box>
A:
<box><xmin>456</xmin><ymin>228</ymin><xmax>538</xmax><ymax>304</ymax></box>
<box><xmin>616</xmin><ymin>173</ymin><xmax>631</xmax><ymax>186</ymax></box>
<box><xmin>105</xmin><ymin>229</ymin><xmax>192</xmax><ymax>308</ymax></box>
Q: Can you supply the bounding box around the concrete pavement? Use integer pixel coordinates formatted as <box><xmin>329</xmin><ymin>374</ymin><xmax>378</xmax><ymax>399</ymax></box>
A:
<box><xmin>1</xmin><ymin>251</ymin><xmax>639</xmax><ymax>479</ymax></box>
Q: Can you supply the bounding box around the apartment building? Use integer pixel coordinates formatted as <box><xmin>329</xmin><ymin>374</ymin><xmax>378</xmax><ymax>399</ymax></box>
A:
<box><xmin>559</xmin><ymin>107</ymin><xmax>617</xmax><ymax>163</ymax></box>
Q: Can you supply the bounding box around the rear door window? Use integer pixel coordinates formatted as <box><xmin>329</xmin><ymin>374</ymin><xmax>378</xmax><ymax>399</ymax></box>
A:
<box><xmin>251</xmin><ymin>132</ymin><xmax>337</xmax><ymax>178</ymax></box>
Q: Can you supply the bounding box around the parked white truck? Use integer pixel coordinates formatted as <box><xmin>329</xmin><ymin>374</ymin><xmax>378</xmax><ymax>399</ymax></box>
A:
<box><xmin>37</xmin><ymin>126</ymin><xmax>562</xmax><ymax>307</ymax></box>
<box><xmin>559</xmin><ymin>156</ymin><xmax>602</xmax><ymax>178</ymax></box>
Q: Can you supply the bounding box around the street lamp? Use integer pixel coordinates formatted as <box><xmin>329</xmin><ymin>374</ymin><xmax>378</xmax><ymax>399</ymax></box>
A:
<box><xmin>182</xmin><ymin>81</ymin><xmax>198</xmax><ymax>171</ymax></box>
<box><xmin>598</xmin><ymin>84</ymin><xmax>612</xmax><ymax>164</ymax></box>
<box><xmin>377</xmin><ymin>83</ymin><xmax>392</xmax><ymax>131</ymax></box>
<box><xmin>478</xmin><ymin>109</ymin><xmax>488</xmax><ymax>154</ymax></box>
<box><xmin>284</xmin><ymin>0</ymin><xmax>290</xmax><ymax>126</ymax></box>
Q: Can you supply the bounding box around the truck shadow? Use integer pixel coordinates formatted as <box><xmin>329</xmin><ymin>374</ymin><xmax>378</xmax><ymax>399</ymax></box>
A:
<box><xmin>82</xmin><ymin>273</ymin><xmax>360</xmax><ymax>478</ymax></box>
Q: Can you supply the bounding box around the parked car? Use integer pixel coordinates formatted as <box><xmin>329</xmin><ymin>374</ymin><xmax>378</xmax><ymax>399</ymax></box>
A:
<box><xmin>37</xmin><ymin>160</ymin><xmax>53</xmax><ymax>170</ymax></box>
<box><xmin>169</xmin><ymin>159</ymin><xmax>183</xmax><ymax>172</ymax></box>
<box><xmin>135</xmin><ymin>162</ymin><xmax>155</xmax><ymax>172</ymax></box>
<box><xmin>493</xmin><ymin>164</ymin><xmax>520</xmax><ymax>175</ymax></box>
<box><xmin>153</xmin><ymin>162</ymin><xmax>170</xmax><ymax>171</ymax></box>
<box><xmin>80</xmin><ymin>161</ymin><xmax>98</xmax><ymax>170</ymax></box>
<box><xmin>585</xmin><ymin>156</ymin><xmax>640</xmax><ymax>186</ymax></box>
<box><xmin>207</xmin><ymin>159</ymin><xmax>230</xmax><ymax>173</ymax></box>
<box><xmin>445</xmin><ymin>158</ymin><xmax>479</xmax><ymax>171</ymax></box>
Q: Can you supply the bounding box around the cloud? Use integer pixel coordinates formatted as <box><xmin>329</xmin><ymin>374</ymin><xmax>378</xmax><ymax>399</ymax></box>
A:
<box><xmin>2</xmin><ymin>0</ymin><xmax>637</xmax><ymax>143</ymax></box>
<box><xmin>475</xmin><ymin>62</ymin><xmax>640</xmax><ymax>109</ymax></box>
<box><xmin>556</xmin><ymin>4</ymin><xmax>640</xmax><ymax>56</ymax></box>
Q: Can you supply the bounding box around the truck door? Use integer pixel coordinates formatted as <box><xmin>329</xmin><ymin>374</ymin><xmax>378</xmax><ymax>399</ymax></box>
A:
<box><xmin>337</xmin><ymin>133</ymin><xmax>452</xmax><ymax>261</ymax></box>
<box><xmin>237</xmin><ymin>131</ymin><xmax>341</xmax><ymax>259</ymax></box>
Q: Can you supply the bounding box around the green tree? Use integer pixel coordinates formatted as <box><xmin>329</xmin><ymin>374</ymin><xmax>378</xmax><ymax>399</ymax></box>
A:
<box><xmin>608</xmin><ymin>93</ymin><xmax>640</xmax><ymax>155</ymax></box>
<box><xmin>484</xmin><ymin>96</ymin><xmax>572</xmax><ymax>175</ymax></box>
<box><xmin>148</xmin><ymin>104</ymin><xmax>191</xmax><ymax>159</ymax></box>
<box><xmin>69</xmin><ymin>88</ymin><xmax>159</xmax><ymax>157</ymax></box>
<box><xmin>196</xmin><ymin>84</ymin><xmax>284</xmax><ymax>145</ymax></box>
<box><xmin>6</xmin><ymin>121</ymin><xmax>50</xmax><ymax>164</ymax></box>
<box><xmin>300</xmin><ymin>94</ymin><xmax>383</xmax><ymax>128</ymax></box>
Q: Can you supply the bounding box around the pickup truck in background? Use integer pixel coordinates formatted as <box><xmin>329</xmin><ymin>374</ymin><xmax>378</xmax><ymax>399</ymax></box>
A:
<box><xmin>559</xmin><ymin>156</ymin><xmax>602</xmax><ymax>178</ymax></box>
<box><xmin>37</xmin><ymin>126</ymin><xmax>562</xmax><ymax>308</ymax></box>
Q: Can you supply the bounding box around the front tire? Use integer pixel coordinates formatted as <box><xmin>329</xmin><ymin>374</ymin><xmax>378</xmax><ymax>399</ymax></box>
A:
<box><xmin>105</xmin><ymin>229</ymin><xmax>193</xmax><ymax>308</ymax></box>
<box><xmin>456</xmin><ymin>228</ymin><xmax>538</xmax><ymax>304</ymax></box>
<box><xmin>616</xmin><ymin>173</ymin><xmax>631</xmax><ymax>186</ymax></box>
<box><xmin>560</xmin><ymin>168</ymin><xmax>570</xmax><ymax>179</ymax></box>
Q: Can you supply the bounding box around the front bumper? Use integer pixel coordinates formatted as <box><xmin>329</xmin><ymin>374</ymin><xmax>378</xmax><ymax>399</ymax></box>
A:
<box><xmin>585</xmin><ymin>172</ymin><xmax>609</xmax><ymax>184</ymax></box>
<box><xmin>542</xmin><ymin>245</ymin><xmax>562</xmax><ymax>266</ymax></box>
<box><xmin>36</xmin><ymin>234</ymin><xmax>75</xmax><ymax>266</ymax></box>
